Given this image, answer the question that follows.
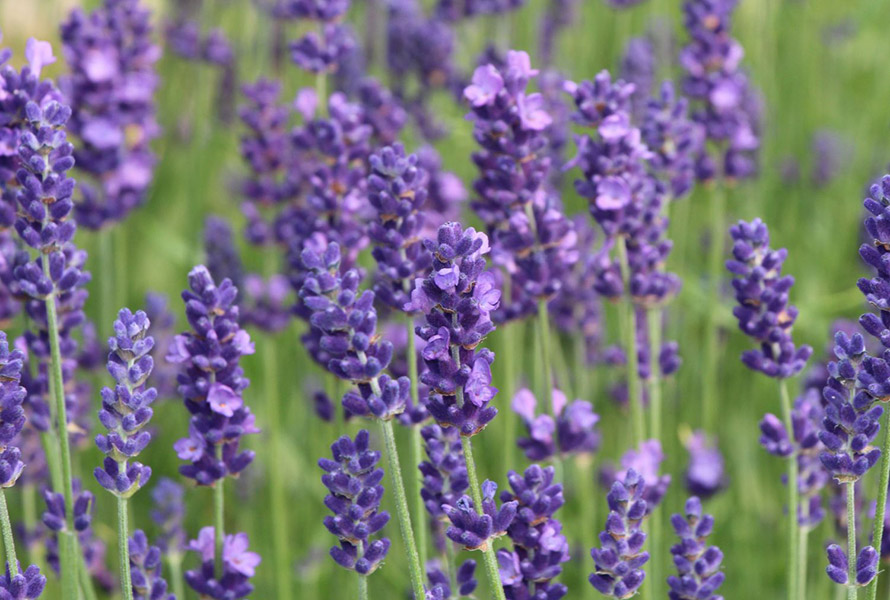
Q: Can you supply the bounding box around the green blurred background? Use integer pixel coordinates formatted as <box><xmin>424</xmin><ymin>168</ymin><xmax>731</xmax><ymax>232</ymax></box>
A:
<box><xmin>3</xmin><ymin>0</ymin><xmax>890</xmax><ymax>598</ymax></box>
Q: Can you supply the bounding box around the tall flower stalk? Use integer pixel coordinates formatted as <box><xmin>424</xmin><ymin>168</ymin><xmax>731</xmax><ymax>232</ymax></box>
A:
<box><xmin>726</xmin><ymin>218</ymin><xmax>811</xmax><ymax>600</ymax></box>
<box><xmin>94</xmin><ymin>309</ymin><xmax>159</xmax><ymax>600</ymax></box>
<box><xmin>406</xmin><ymin>222</ymin><xmax>507</xmax><ymax>600</ymax></box>
<box><xmin>300</xmin><ymin>242</ymin><xmax>425</xmax><ymax>599</ymax></box>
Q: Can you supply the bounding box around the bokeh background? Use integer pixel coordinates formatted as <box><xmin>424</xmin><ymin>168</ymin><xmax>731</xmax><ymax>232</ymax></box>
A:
<box><xmin>3</xmin><ymin>0</ymin><xmax>890</xmax><ymax>598</ymax></box>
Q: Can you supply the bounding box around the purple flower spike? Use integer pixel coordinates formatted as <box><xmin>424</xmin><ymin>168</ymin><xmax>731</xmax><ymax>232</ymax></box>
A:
<box><xmin>94</xmin><ymin>308</ymin><xmax>156</xmax><ymax>497</ymax></box>
<box><xmin>667</xmin><ymin>496</ymin><xmax>724</xmax><ymax>599</ymax></box>
<box><xmin>683</xmin><ymin>431</ymin><xmax>727</xmax><ymax>499</ymax></box>
<box><xmin>128</xmin><ymin>530</ymin><xmax>174</xmax><ymax>600</ymax></box>
<box><xmin>589</xmin><ymin>469</ymin><xmax>649</xmax><ymax>598</ymax></box>
<box><xmin>605</xmin><ymin>440</ymin><xmax>672</xmax><ymax>513</ymax></box>
<box><xmin>641</xmin><ymin>81</ymin><xmax>702</xmax><ymax>199</ymax></box>
<box><xmin>0</xmin><ymin>332</ymin><xmax>26</xmax><ymax>488</ymax></box>
<box><xmin>410</xmin><ymin>222</ymin><xmax>502</xmax><ymax>436</ymax></box>
<box><xmin>168</xmin><ymin>266</ymin><xmax>257</xmax><ymax>485</ymax></box>
<box><xmin>419</xmin><ymin>424</ymin><xmax>469</xmax><ymax>524</ymax></box>
<box><xmin>498</xmin><ymin>464</ymin><xmax>570</xmax><ymax>598</ymax></box>
<box><xmin>443</xmin><ymin>480</ymin><xmax>517</xmax><ymax>551</ymax></box>
<box><xmin>318</xmin><ymin>430</ymin><xmax>391</xmax><ymax>575</ymax></box>
<box><xmin>512</xmin><ymin>388</ymin><xmax>600</xmax><ymax>461</ymax></box>
<box><xmin>426</xmin><ymin>559</ymin><xmax>477</xmax><ymax>599</ymax></box>
<box><xmin>818</xmin><ymin>331</ymin><xmax>882</xmax><ymax>483</ymax></box>
<box><xmin>825</xmin><ymin>544</ymin><xmax>877</xmax><ymax>587</ymax></box>
<box><xmin>726</xmin><ymin>218</ymin><xmax>812</xmax><ymax>378</ymax></box>
<box><xmin>185</xmin><ymin>527</ymin><xmax>261</xmax><ymax>599</ymax></box>
<box><xmin>150</xmin><ymin>478</ymin><xmax>185</xmax><ymax>556</ymax></box>
<box><xmin>60</xmin><ymin>0</ymin><xmax>160</xmax><ymax>229</ymax></box>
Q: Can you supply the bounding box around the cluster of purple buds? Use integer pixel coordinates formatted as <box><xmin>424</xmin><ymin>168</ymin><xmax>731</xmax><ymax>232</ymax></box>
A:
<box><xmin>185</xmin><ymin>527</ymin><xmax>261</xmax><ymax>599</ymax></box>
<box><xmin>443</xmin><ymin>480</ymin><xmax>517</xmax><ymax>551</ymax></box>
<box><xmin>418</xmin><ymin>424</ymin><xmax>469</xmax><ymax>523</ymax></box>
<box><xmin>0</xmin><ymin>565</ymin><xmax>46</xmax><ymax>600</ymax></box>
<box><xmin>726</xmin><ymin>219</ymin><xmax>812</xmax><ymax>378</ymax></box>
<box><xmin>859</xmin><ymin>175</ymin><xmax>890</xmax><ymax>353</ymax></box>
<box><xmin>818</xmin><ymin>332</ymin><xmax>882</xmax><ymax>482</ymax></box>
<box><xmin>43</xmin><ymin>482</ymin><xmax>93</xmax><ymax>537</ymax></box>
<box><xmin>512</xmin><ymin>388</ymin><xmax>600</xmax><ymax>461</ymax></box>
<box><xmin>318</xmin><ymin>430</ymin><xmax>391</xmax><ymax>574</ymax></box>
<box><xmin>0</xmin><ymin>332</ymin><xmax>26</xmax><ymax>488</ymax></box>
<box><xmin>300</xmin><ymin>242</ymin><xmax>410</xmax><ymax>420</ymax></box>
<box><xmin>165</xmin><ymin>19</ymin><xmax>234</xmax><ymax>66</ymax></box>
<box><xmin>434</xmin><ymin>0</ymin><xmax>524</xmax><ymax>21</ymax></box>
<box><xmin>168</xmin><ymin>266</ymin><xmax>258</xmax><ymax>485</ymax></box>
<box><xmin>129</xmin><ymin>529</ymin><xmax>174</xmax><ymax>600</ymax></box>
<box><xmin>426</xmin><ymin>559</ymin><xmax>477</xmax><ymax>599</ymax></box>
<box><xmin>601</xmin><ymin>440</ymin><xmax>671</xmax><ymax>513</ymax></box>
<box><xmin>406</xmin><ymin>222</ymin><xmax>501</xmax><ymax>436</ymax></box>
<box><xmin>150</xmin><ymin>477</ymin><xmax>186</xmax><ymax>555</ymax></box>
<box><xmin>367</xmin><ymin>143</ymin><xmax>432</xmax><ymax>311</ymax></box>
<box><xmin>143</xmin><ymin>293</ymin><xmax>178</xmax><ymax>399</ymax></box>
<box><xmin>619</xmin><ymin>37</ymin><xmax>654</xmax><ymax>117</ymax></box>
<box><xmin>204</xmin><ymin>216</ymin><xmax>244</xmax><ymax>293</ymax></box>
<box><xmin>667</xmin><ymin>496</ymin><xmax>724</xmax><ymax>599</ymax></box>
<box><xmin>641</xmin><ymin>81</ymin><xmax>702</xmax><ymax>199</ymax></box>
<box><xmin>284</xmin><ymin>0</ymin><xmax>355</xmax><ymax>74</ymax></box>
<box><xmin>680</xmin><ymin>0</ymin><xmax>760</xmax><ymax>180</ymax></box>
<box><xmin>825</xmin><ymin>544</ymin><xmax>878</xmax><ymax>587</ymax></box>
<box><xmin>589</xmin><ymin>469</ymin><xmax>649</xmax><ymax>598</ymax></box>
<box><xmin>683</xmin><ymin>431</ymin><xmax>727</xmax><ymax>499</ymax></box>
<box><xmin>60</xmin><ymin>0</ymin><xmax>160</xmax><ymax>229</ymax></box>
<box><xmin>94</xmin><ymin>308</ymin><xmax>157</xmax><ymax>497</ymax></box>
<box><xmin>498</xmin><ymin>465</ymin><xmax>569</xmax><ymax>599</ymax></box>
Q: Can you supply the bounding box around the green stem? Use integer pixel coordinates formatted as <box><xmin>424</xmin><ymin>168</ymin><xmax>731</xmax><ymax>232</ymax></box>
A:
<box><xmin>99</xmin><ymin>229</ymin><xmax>113</xmax><ymax>332</ymax></box>
<box><xmin>22</xmin><ymin>484</ymin><xmax>40</xmax><ymax>569</ymax></box>
<box><xmin>117</xmin><ymin>496</ymin><xmax>134</xmax><ymax>600</ymax></box>
<box><xmin>43</xmin><ymin>271</ymin><xmax>79</xmax><ymax>600</ymax></box>
<box><xmin>379</xmin><ymin>419</ymin><xmax>426</xmax><ymax>600</ymax></box>
<box><xmin>780</xmin><ymin>380</ymin><xmax>799</xmax><ymax>600</ymax></box>
<box><xmin>847</xmin><ymin>482</ymin><xmax>857</xmax><ymax>600</ymax></box>
<box><xmin>166</xmin><ymin>554</ymin><xmax>185</xmax><ymax>600</ymax></box>
<box><xmin>0</xmin><ymin>489</ymin><xmax>18</xmax><ymax>576</ymax></box>
<box><xmin>460</xmin><ymin>436</ymin><xmax>507</xmax><ymax>600</ymax></box>
<box><xmin>406</xmin><ymin>317</ymin><xmax>429</xmax><ymax>570</ymax></box>
<box><xmin>535</xmin><ymin>299</ymin><xmax>556</xmax><ymax>416</ymax></box>
<box><xmin>358</xmin><ymin>573</ymin><xmax>369</xmax><ymax>600</ymax></box>
<box><xmin>214</xmin><ymin>477</ymin><xmax>225</xmax><ymax>579</ymax></box>
<box><xmin>867</xmin><ymin>409</ymin><xmax>890</xmax><ymax>600</ymax></box>
<box><xmin>616</xmin><ymin>238</ymin><xmax>645</xmax><ymax>445</ymax></box>
<box><xmin>702</xmin><ymin>184</ymin><xmax>726</xmax><ymax>432</ymax></box>
<box><xmin>265</xmin><ymin>335</ymin><xmax>292</xmax><ymax>600</ymax></box>
<box><xmin>645</xmin><ymin>308</ymin><xmax>664</xmax><ymax>600</ymax></box>
<box><xmin>799</xmin><ymin>525</ymin><xmax>809</xmax><ymax>600</ymax></box>
<box><xmin>78</xmin><ymin>549</ymin><xmax>100</xmax><ymax>600</ymax></box>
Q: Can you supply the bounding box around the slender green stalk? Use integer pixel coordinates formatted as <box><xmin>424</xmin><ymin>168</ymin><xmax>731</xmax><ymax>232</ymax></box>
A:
<box><xmin>405</xmin><ymin>316</ymin><xmax>429</xmax><ymax>570</ymax></box>
<box><xmin>264</xmin><ymin>335</ymin><xmax>293</xmax><ymax>600</ymax></box>
<box><xmin>867</xmin><ymin>409</ymin><xmax>890</xmax><ymax>600</ymax></box>
<box><xmin>847</xmin><ymin>482</ymin><xmax>857</xmax><ymax>600</ymax></box>
<box><xmin>99</xmin><ymin>229</ymin><xmax>113</xmax><ymax>331</ymax></box>
<box><xmin>702</xmin><ymin>184</ymin><xmax>726</xmax><ymax>432</ymax></box>
<box><xmin>644</xmin><ymin>308</ymin><xmax>664</xmax><ymax>600</ymax></box>
<box><xmin>779</xmin><ymin>380</ymin><xmax>799</xmax><ymax>600</ymax></box>
<box><xmin>117</xmin><ymin>496</ymin><xmax>134</xmax><ymax>600</ymax></box>
<box><xmin>460</xmin><ymin>436</ymin><xmax>508</xmax><ymax>600</ymax></box>
<box><xmin>166</xmin><ymin>554</ymin><xmax>186</xmax><ymax>600</ymax></box>
<box><xmin>214</xmin><ymin>477</ymin><xmax>225</xmax><ymax>579</ymax></box>
<box><xmin>22</xmin><ymin>484</ymin><xmax>40</xmax><ymax>569</ymax></box>
<box><xmin>78</xmin><ymin>550</ymin><xmax>100</xmax><ymax>600</ymax></box>
<box><xmin>799</xmin><ymin>525</ymin><xmax>809</xmax><ymax>600</ymax></box>
<box><xmin>42</xmin><ymin>272</ymin><xmax>79</xmax><ymax>600</ymax></box>
<box><xmin>535</xmin><ymin>299</ymin><xmax>556</xmax><ymax>416</ymax></box>
<box><xmin>0</xmin><ymin>489</ymin><xmax>19</xmax><ymax>577</ymax></box>
<box><xmin>379</xmin><ymin>419</ymin><xmax>427</xmax><ymax>600</ymax></box>
<box><xmin>616</xmin><ymin>238</ymin><xmax>645</xmax><ymax>445</ymax></box>
<box><xmin>358</xmin><ymin>573</ymin><xmax>369</xmax><ymax>600</ymax></box>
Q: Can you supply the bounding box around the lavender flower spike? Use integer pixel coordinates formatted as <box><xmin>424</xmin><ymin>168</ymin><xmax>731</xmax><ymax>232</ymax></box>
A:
<box><xmin>184</xmin><ymin>527</ymin><xmax>261</xmax><ymax>599</ymax></box>
<box><xmin>0</xmin><ymin>332</ymin><xmax>27</xmax><ymax>488</ymax></box>
<box><xmin>167</xmin><ymin>266</ymin><xmax>258</xmax><ymax>485</ymax></box>
<box><xmin>726</xmin><ymin>218</ymin><xmax>812</xmax><ymax>378</ymax></box>
<box><xmin>319</xmin><ymin>430</ymin><xmax>391</xmax><ymax>575</ymax></box>
<box><xmin>825</xmin><ymin>544</ymin><xmax>878</xmax><ymax>587</ymax></box>
<box><xmin>94</xmin><ymin>308</ymin><xmax>157</xmax><ymax>497</ymax></box>
<box><xmin>512</xmin><ymin>387</ymin><xmax>599</xmax><ymax>461</ymax></box>
<box><xmin>442</xmin><ymin>480</ymin><xmax>517</xmax><ymax>551</ymax></box>
<box><xmin>128</xmin><ymin>530</ymin><xmax>174</xmax><ymax>600</ymax></box>
<box><xmin>589</xmin><ymin>469</ymin><xmax>649</xmax><ymax>598</ymax></box>
<box><xmin>667</xmin><ymin>497</ymin><xmax>724</xmax><ymax>599</ymax></box>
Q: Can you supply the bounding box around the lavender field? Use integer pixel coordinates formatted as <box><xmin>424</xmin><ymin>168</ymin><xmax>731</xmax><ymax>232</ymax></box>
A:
<box><xmin>0</xmin><ymin>0</ymin><xmax>888</xmax><ymax>599</ymax></box>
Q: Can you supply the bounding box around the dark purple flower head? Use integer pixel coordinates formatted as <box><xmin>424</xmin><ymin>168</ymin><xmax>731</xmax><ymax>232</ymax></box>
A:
<box><xmin>859</xmin><ymin>174</ymin><xmax>890</xmax><ymax>352</ymax></box>
<box><xmin>129</xmin><ymin>529</ymin><xmax>174</xmax><ymax>600</ymax></box>
<box><xmin>0</xmin><ymin>332</ymin><xmax>26</xmax><ymax>488</ymax></box>
<box><xmin>167</xmin><ymin>266</ymin><xmax>257</xmax><ymax>485</ymax></box>
<box><xmin>819</xmin><ymin>331</ymin><xmax>883</xmax><ymax>483</ymax></box>
<box><xmin>367</xmin><ymin>143</ymin><xmax>432</xmax><ymax>311</ymax></box>
<box><xmin>60</xmin><ymin>0</ymin><xmax>160</xmax><ymax>229</ymax></box>
<box><xmin>273</xmin><ymin>0</ymin><xmax>350</xmax><ymax>20</ymax></box>
<box><xmin>150</xmin><ymin>477</ymin><xmax>185</xmax><ymax>555</ymax></box>
<box><xmin>825</xmin><ymin>543</ymin><xmax>877</xmax><ymax>587</ymax></box>
<box><xmin>607</xmin><ymin>440</ymin><xmax>672</xmax><ymax>512</ymax></box>
<box><xmin>204</xmin><ymin>216</ymin><xmax>244</xmax><ymax>293</ymax></box>
<box><xmin>184</xmin><ymin>527</ymin><xmax>261</xmax><ymax>599</ymax></box>
<box><xmin>641</xmin><ymin>81</ymin><xmax>702</xmax><ymax>199</ymax></box>
<box><xmin>726</xmin><ymin>218</ymin><xmax>812</xmax><ymax>378</ymax></box>
<box><xmin>512</xmin><ymin>388</ymin><xmax>600</xmax><ymax>461</ymax></box>
<box><xmin>589</xmin><ymin>469</ymin><xmax>649</xmax><ymax>598</ymax></box>
<box><xmin>409</xmin><ymin>223</ymin><xmax>501</xmax><ymax>436</ymax></box>
<box><xmin>318</xmin><ymin>430</ymin><xmax>390</xmax><ymax>575</ymax></box>
<box><xmin>0</xmin><ymin>564</ymin><xmax>46</xmax><ymax>599</ymax></box>
<box><xmin>667</xmin><ymin>496</ymin><xmax>724</xmax><ymax>600</ymax></box>
<box><xmin>443</xmin><ymin>480</ymin><xmax>517</xmax><ymax>551</ymax></box>
<box><xmin>683</xmin><ymin>431</ymin><xmax>727</xmax><ymax>499</ymax></box>
<box><xmin>94</xmin><ymin>308</ymin><xmax>156</xmax><ymax>497</ymax></box>
<box><xmin>419</xmin><ymin>424</ymin><xmax>469</xmax><ymax>522</ymax></box>
<box><xmin>620</xmin><ymin>37</ymin><xmax>654</xmax><ymax>117</ymax></box>
<box><xmin>426</xmin><ymin>558</ymin><xmax>477</xmax><ymax>598</ymax></box>
<box><xmin>290</xmin><ymin>24</ymin><xmax>356</xmax><ymax>74</ymax></box>
<box><xmin>43</xmin><ymin>483</ymin><xmax>93</xmax><ymax>534</ymax></box>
